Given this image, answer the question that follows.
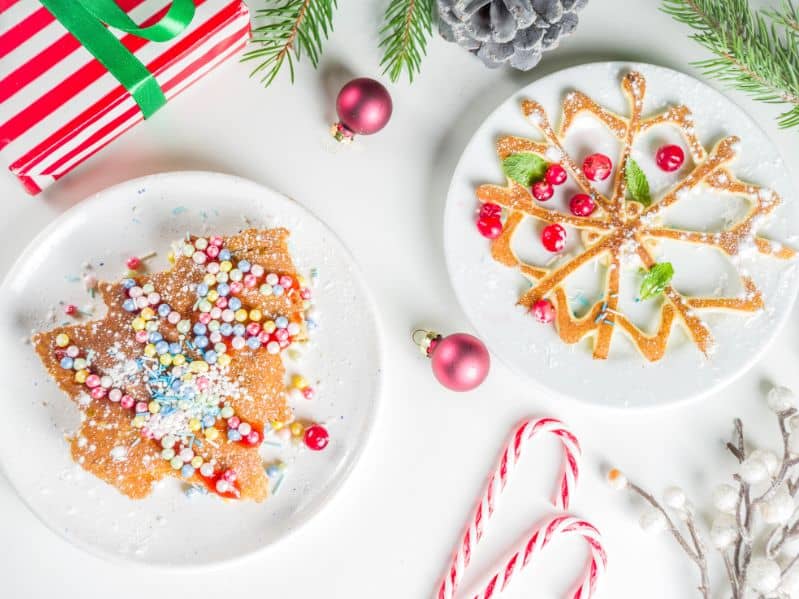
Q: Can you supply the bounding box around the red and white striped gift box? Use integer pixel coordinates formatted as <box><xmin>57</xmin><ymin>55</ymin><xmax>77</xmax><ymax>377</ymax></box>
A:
<box><xmin>0</xmin><ymin>0</ymin><xmax>250</xmax><ymax>195</ymax></box>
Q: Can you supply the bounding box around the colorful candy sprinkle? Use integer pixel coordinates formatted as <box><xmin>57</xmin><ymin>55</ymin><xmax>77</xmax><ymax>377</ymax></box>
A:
<box><xmin>304</xmin><ymin>424</ymin><xmax>329</xmax><ymax>451</ymax></box>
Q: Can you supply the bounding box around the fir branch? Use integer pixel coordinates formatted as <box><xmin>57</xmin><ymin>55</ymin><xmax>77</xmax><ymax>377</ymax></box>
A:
<box><xmin>662</xmin><ymin>0</ymin><xmax>799</xmax><ymax>128</ymax></box>
<box><xmin>379</xmin><ymin>0</ymin><xmax>434</xmax><ymax>83</ymax></box>
<box><xmin>766</xmin><ymin>0</ymin><xmax>799</xmax><ymax>33</ymax></box>
<box><xmin>242</xmin><ymin>0</ymin><xmax>337</xmax><ymax>87</ymax></box>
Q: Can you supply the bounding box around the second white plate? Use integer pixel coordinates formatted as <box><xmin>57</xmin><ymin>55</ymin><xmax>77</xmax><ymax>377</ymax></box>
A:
<box><xmin>444</xmin><ymin>62</ymin><xmax>799</xmax><ymax>408</ymax></box>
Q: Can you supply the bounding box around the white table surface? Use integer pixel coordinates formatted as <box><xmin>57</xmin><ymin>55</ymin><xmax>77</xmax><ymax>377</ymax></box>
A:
<box><xmin>3</xmin><ymin>1</ymin><xmax>799</xmax><ymax>597</ymax></box>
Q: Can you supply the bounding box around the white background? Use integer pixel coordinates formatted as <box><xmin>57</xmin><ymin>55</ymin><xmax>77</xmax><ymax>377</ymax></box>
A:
<box><xmin>3</xmin><ymin>0</ymin><xmax>799</xmax><ymax>597</ymax></box>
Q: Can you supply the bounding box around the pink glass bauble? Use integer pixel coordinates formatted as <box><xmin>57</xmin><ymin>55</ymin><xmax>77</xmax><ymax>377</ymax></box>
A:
<box><xmin>336</xmin><ymin>78</ymin><xmax>393</xmax><ymax>136</ymax></box>
<box><xmin>429</xmin><ymin>333</ymin><xmax>490</xmax><ymax>392</ymax></box>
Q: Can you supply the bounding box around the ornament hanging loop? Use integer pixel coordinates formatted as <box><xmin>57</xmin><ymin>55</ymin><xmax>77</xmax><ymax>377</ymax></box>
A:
<box><xmin>412</xmin><ymin>328</ymin><xmax>441</xmax><ymax>357</ymax></box>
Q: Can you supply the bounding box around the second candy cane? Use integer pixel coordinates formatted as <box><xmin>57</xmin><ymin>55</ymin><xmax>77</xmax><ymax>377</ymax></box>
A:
<box><xmin>435</xmin><ymin>417</ymin><xmax>605</xmax><ymax>599</ymax></box>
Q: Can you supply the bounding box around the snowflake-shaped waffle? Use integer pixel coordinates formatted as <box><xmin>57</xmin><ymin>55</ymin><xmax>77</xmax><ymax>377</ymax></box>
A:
<box><xmin>477</xmin><ymin>71</ymin><xmax>796</xmax><ymax>362</ymax></box>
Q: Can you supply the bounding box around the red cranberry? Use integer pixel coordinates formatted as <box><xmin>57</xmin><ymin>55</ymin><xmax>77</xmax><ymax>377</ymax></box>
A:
<box><xmin>304</xmin><ymin>425</ymin><xmax>329</xmax><ymax>451</ymax></box>
<box><xmin>541</xmin><ymin>224</ymin><xmax>566</xmax><ymax>252</ymax></box>
<box><xmin>477</xmin><ymin>216</ymin><xmax>502</xmax><ymax>239</ymax></box>
<box><xmin>582</xmin><ymin>153</ymin><xmax>612</xmax><ymax>181</ymax></box>
<box><xmin>64</xmin><ymin>304</ymin><xmax>78</xmax><ymax>316</ymax></box>
<box><xmin>479</xmin><ymin>202</ymin><xmax>502</xmax><ymax>219</ymax></box>
<box><xmin>545</xmin><ymin>164</ymin><xmax>567</xmax><ymax>185</ymax></box>
<box><xmin>569</xmin><ymin>194</ymin><xmax>596</xmax><ymax>217</ymax></box>
<box><xmin>531</xmin><ymin>299</ymin><xmax>556</xmax><ymax>324</ymax></box>
<box><xmin>655</xmin><ymin>144</ymin><xmax>685</xmax><ymax>172</ymax></box>
<box><xmin>126</xmin><ymin>256</ymin><xmax>141</xmax><ymax>270</ymax></box>
<box><xmin>531</xmin><ymin>180</ymin><xmax>554</xmax><ymax>201</ymax></box>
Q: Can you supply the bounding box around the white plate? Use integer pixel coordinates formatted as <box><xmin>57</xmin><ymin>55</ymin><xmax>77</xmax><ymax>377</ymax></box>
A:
<box><xmin>444</xmin><ymin>62</ymin><xmax>799</xmax><ymax>407</ymax></box>
<box><xmin>0</xmin><ymin>172</ymin><xmax>383</xmax><ymax>566</ymax></box>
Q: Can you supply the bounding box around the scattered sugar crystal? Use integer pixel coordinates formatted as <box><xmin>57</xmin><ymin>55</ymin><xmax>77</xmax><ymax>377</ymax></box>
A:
<box><xmin>110</xmin><ymin>446</ymin><xmax>128</xmax><ymax>462</ymax></box>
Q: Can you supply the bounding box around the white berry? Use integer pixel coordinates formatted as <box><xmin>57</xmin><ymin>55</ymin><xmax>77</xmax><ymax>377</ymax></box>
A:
<box><xmin>663</xmin><ymin>486</ymin><xmax>687</xmax><ymax>510</ymax></box>
<box><xmin>747</xmin><ymin>557</ymin><xmax>781</xmax><ymax>593</ymax></box>
<box><xmin>780</xmin><ymin>566</ymin><xmax>799</xmax><ymax>595</ymax></box>
<box><xmin>781</xmin><ymin>535</ymin><xmax>799</xmax><ymax>558</ymax></box>
<box><xmin>760</xmin><ymin>486</ymin><xmax>794</xmax><ymax>524</ymax></box>
<box><xmin>767</xmin><ymin>385</ymin><xmax>795</xmax><ymax>413</ymax></box>
<box><xmin>712</xmin><ymin>484</ymin><xmax>739</xmax><ymax>514</ymax></box>
<box><xmin>740</xmin><ymin>456</ymin><xmax>769</xmax><ymax>484</ymax></box>
<box><xmin>710</xmin><ymin>514</ymin><xmax>737</xmax><ymax>549</ymax></box>
<box><xmin>750</xmin><ymin>449</ymin><xmax>779</xmax><ymax>477</ymax></box>
<box><xmin>639</xmin><ymin>508</ymin><xmax>667</xmax><ymax>534</ymax></box>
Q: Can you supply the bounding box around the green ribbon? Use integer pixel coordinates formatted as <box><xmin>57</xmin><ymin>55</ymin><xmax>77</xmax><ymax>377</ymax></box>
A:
<box><xmin>39</xmin><ymin>0</ymin><xmax>196</xmax><ymax>118</ymax></box>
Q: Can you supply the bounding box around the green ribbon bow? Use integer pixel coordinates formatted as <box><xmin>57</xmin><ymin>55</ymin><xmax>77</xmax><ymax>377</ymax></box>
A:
<box><xmin>39</xmin><ymin>0</ymin><xmax>196</xmax><ymax>118</ymax></box>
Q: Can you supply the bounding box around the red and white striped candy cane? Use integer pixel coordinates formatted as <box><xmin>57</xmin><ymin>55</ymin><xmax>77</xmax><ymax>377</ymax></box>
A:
<box><xmin>436</xmin><ymin>418</ymin><xmax>603</xmax><ymax>599</ymax></box>
<box><xmin>460</xmin><ymin>515</ymin><xmax>606</xmax><ymax>599</ymax></box>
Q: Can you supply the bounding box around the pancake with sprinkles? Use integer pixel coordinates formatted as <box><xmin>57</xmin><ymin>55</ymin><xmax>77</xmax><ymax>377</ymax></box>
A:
<box><xmin>33</xmin><ymin>228</ymin><xmax>320</xmax><ymax>501</ymax></box>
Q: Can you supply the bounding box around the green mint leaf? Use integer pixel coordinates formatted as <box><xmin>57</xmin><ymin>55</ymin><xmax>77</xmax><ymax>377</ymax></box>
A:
<box><xmin>625</xmin><ymin>158</ymin><xmax>651</xmax><ymax>206</ymax></box>
<box><xmin>502</xmin><ymin>153</ymin><xmax>548</xmax><ymax>187</ymax></box>
<box><xmin>639</xmin><ymin>262</ymin><xmax>674</xmax><ymax>301</ymax></box>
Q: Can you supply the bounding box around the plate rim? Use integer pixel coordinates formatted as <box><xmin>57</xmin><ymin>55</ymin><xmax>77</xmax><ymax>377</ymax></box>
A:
<box><xmin>443</xmin><ymin>60</ymin><xmax>799</xmax><ymax>410</ymax></box>
<box><xmin>0</xmin><ymin>170</ymin><xmax>385</xmax><ymax>567</ymax></box>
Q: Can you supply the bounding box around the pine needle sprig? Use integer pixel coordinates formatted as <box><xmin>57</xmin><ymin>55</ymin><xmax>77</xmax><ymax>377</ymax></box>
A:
<box><xmin>242</xmin><ymin>0</ymin><xmax>337</xmax><ymax>87</ymax></box>
<box><xmin>662</xmin><ymin>0</ymin><xmax>799</xmax><ymax>128</ymax></box>
<box><xmin>379</xmin><ymin>0</ymin><xmax>434</xmax><ymax>83</ymax></box>
<box><xmin>765</xmin><ymin>0</ymin><xmax>799</xmax><ymax>33</ymax></box>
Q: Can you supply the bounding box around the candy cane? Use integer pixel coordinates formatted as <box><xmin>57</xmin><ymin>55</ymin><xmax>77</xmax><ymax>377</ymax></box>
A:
<box><xmin>459</xmin><ymin>515</ymin><xmax>606</xmax><ymax>599</ymax></box>
<box><xmin>436</xmin><ymin>418</ymin><xmax>602</xmax><ymax>599</ymax></box>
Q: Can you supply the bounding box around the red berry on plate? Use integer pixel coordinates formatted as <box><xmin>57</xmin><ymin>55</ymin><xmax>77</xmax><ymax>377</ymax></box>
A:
<box><xmin>304</xmin><ymin>424</ymin><xmax>329</xmax><ymax>451</ymax></box>
<box><xmin>541</xmin><ymin>223</ymin><xmax>566</xmax><ymax>252</ymax></box>
<box><xmin>545</xmin><ymin>164</ymin><xmax>567</xmax><ymax>185</ymax></box>
<box><xmin>655</xmin><ymin>144</ymin><xmax>685</xmax><ymax>172</ymax></box>
<box><xmin>582</xmin><ymin>153</ymin><xmax>612</xmax><ymax>181</ymax></box>
<box><xmin>479</xmin><ymin>202</ymin><xmax>502</xmax><ymax>219</ymax></box>
<box><xmin>477</xmin><ymin>216</ymin><xmax>502</xmax><ymax>239</ymax></box>
<box><xmin>64</xmin><ymin>304</ymin><xmax>78</xmax><ymax>316</ymax></box>
<box><xmin>569</xmin><ymin>193</ymin><xmax>596</xmax><ymax>217</ymax></box>
<box><xmin>126</xmin><ymin>256</ymin><xmax>141</xmax><ymax>270</ymax></box>
<box><xmin>531</xmin><ymin>180</ymin><xmax>554</xmax><ymax>201</ymax></box>
<box><xmin>531</xmin><ymin>299</ymin><xmax>555</xmax><ymax>324</ymax></box>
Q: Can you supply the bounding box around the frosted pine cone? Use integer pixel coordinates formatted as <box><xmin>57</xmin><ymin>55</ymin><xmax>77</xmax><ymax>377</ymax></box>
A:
<box><xmin>438</xmin><ymin>0</ymin><xmax>588</xmax><ymax>71</ymax></box>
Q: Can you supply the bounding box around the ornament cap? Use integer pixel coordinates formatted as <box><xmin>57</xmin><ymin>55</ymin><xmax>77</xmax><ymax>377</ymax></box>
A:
<box><xmin>412</xmin><ymin>328</ymin><xmax>441</xmax><ymax>357</ymax></box>
<box><xmin>330</xmin><ymin>121</ymin><xmax>355</xmax><ymax>144</ymax></box>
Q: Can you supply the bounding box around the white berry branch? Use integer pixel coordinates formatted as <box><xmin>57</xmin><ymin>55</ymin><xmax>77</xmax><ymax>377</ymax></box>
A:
<box><xmin>608</xmin><ymin>386</ymin><xmax>799</xmax><ymax>598</ymax></box>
